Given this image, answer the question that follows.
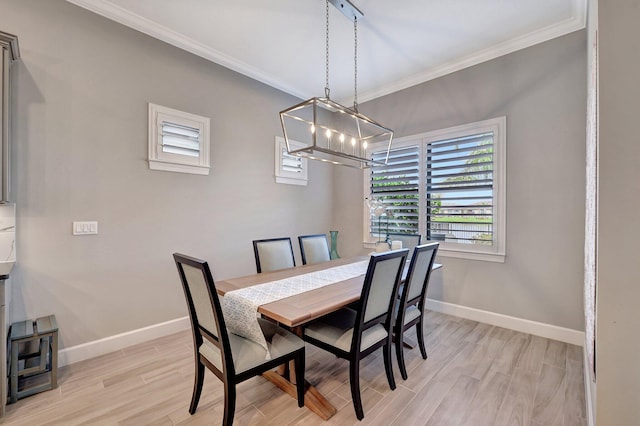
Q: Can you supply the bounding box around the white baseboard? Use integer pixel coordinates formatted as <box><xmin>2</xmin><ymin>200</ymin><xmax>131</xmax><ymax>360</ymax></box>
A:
<box><xmin>426</xmin><ymin>299</ymin><xmax>585</xmax><ymax>346</ymax></box>
<box><xmin>583</xmin><ymin>341</ymin><xmax>596</xmax><ymax>426</ymax></box>
<box><xmin>58</xmin><ymin>316</ymin><xmax>190</xmax><ymax>367</ymax></box>
<box><xmin>58</xmin><ymin>301</ymin><xmax>584</xmax><ymax>367</ymax></box>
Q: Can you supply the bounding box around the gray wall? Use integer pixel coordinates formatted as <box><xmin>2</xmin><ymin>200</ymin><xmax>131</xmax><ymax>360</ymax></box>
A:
<box><xmin>334</xmin><ymin>31</ymin><xmax>587</xmax><ymax>331</ymax></box>
<box><xmin>0</xmin><ymin>0</ymin><xmax>333</xmax><ymax>348</ymax></box>
<box><xmin>0</xmin><ymin>0</ymin><xmax>588</xmax><ymax>352</ymax></box>
<box><xmin>597</xmin><ymin>1</ymin><xmax>640</xmax><ymax>423</ymax></box>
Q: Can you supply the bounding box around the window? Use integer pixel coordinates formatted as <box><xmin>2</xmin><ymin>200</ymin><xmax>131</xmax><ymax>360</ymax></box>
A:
<box><xmin>365</xmin><ymin>117</ymin><xmax>506</xmax><ymax>262</ymax></box>
<box><xmin>275</xmin><ymin>136</ymin><xmax>308</xmax><ymax>186</ymax></box>
<box><xmin>148</xmin><ymin>103</ymin><xmax>210</xmax><ymax>175</ymax></box>
<box><xmin>369</xmin><ymin>146</ymin><xmax>420</xmax><ymax>236</ymax></box>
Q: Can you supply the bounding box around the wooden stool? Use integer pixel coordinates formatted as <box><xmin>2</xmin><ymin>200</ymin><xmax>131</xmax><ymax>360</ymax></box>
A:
<box><xmin>8</xmin><ymin>315</ymin><xmax>58</xmax><ymax>403</ymax></box>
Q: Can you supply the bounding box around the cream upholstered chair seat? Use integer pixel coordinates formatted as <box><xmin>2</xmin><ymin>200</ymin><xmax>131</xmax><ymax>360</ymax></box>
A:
<box><xmin>399</xmin><ymin>304</ymin><xmax>421</xmax><ymax>325</ymax></box>
<box><xmin>298</xmin><ymin>234</ymin><xmax>331</xmax><ymax>265</ymax></box>
<box><xmin>253</xmin><ymin>237</ymin><xmax>296</xmax><ymax>273</ymax></box>
<box><xmin>200</xmin><ymin>318</ymin><xmax>304</xmax><ymax>374</ymax></box>
<box><xmin>304</xmin><ymin>308</ymin><xmax>388</xmax><ymax>352</ymax></box>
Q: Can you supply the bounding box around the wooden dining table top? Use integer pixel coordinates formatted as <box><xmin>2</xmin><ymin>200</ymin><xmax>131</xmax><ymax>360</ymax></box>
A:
<box><xmin>215</xmin><ymin>257</ymin><xmax>363</xmax><ymax>327</ymax></box>
<box><xmin>216</xmin><ymin>256</ymin><xmax>442</xmax><ymax>328</ymax></box>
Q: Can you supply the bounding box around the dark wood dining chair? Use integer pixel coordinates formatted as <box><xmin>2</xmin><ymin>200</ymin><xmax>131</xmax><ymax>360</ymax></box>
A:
<box><xmin>394</xmin><ymin>242</ymin><xmax>439</xmax><ymax>380</ymax></box>
<box><xmin>173</xmin><ymin>253</ymin><xmax>305</xmax><ymax>426</ymax></box>
<box><xmin>252</xmin><ymin>237</ymin><xmax>296</xmax><ymax>273</ymax></box>
<box><xmin>298</xmin><ymin>234</ymin><xmax>331</xmax><ymax>265</ymax></box>
<box><xmin>387</xmin><ymin>232</ymin><xmax>422</xmax><ymax>259</ymax></box>
<box><xmin>303</xmin><ymin>249</ymin><xmax>409</xmax><ymax>420</ymax></box>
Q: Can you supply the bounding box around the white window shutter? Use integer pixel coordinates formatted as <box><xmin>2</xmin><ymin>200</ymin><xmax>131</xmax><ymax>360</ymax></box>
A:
<box><xmin>148</xmin><ymin>103</ymin><xmax>210</xmax><ymax>175</ymax></box>
<box><xmin>366</xmin><ymin>117</ymin><xmax>506</xmax><ymax>262</ymax></box>
<box><xmin>275</xmin><ymin>136</ymin><xmax>308</xmax><ymax>186</ymax></box>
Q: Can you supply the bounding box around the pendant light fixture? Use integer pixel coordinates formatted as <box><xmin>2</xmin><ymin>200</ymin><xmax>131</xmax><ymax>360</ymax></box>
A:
<box><xmin>279</xmin><ymin>0</ymin><xmax>393</xmax><ymax>169</ymax></box>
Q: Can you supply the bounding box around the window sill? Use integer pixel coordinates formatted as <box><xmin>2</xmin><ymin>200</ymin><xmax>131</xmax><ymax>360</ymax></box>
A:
<box><xmin>363</xmin><ymin>241</ymin><xmax>396</xmax><ymax>251</ymax></box>
<box><xmin>148</xmin><ymin>159</ymin><xmax>210</xmax><ymax>175</ymax></box>
<box><xmin>437</xmin><ymin>248</ymin><xmax>505</xmax><ymax>263</ymax></box>
<box><xmin>362</xmin><ymin>241</ymin><xmax>505</xmax><ymax>263</ymax></box>
<box><xmin>275</xmin><ymin>176</ymin><xmax>307</xmax><ymax>186</ymax></box>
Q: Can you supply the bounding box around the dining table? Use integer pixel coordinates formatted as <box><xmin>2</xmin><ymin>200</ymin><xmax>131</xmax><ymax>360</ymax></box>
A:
<box><xmin>216</xmin><ymin>255</ymin><xmax>442</xmax><ymax>420</ymax></box>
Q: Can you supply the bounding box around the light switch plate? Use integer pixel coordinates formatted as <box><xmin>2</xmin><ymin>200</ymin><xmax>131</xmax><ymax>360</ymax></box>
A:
<box><xmin>73</xmin><ymin>221</ymin><xmax>98</xmax><ymax>235</ymax></box>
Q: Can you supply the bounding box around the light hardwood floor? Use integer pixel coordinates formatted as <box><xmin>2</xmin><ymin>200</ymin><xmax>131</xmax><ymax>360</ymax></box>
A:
<box><xmin>2</xmin><ymin>311</ymin><xmax>586</xmax><ymax>425</ymax></box>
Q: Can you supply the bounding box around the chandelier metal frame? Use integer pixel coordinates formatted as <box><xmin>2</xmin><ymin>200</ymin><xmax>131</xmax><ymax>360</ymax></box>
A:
<box><xmin>279</xmin><ymin>0</ymin><xmax>393</xmax><ymax>169</ymax></box>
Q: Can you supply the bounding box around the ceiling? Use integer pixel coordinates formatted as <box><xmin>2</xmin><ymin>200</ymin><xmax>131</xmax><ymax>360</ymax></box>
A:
<box><xmin>66</xmin><ymin>0</ymin><xmax>586</xmax><ymax>104</ymax></box>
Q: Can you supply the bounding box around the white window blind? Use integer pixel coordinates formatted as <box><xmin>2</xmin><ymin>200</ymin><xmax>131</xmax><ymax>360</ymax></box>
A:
<box><xmin>161</xmin><ymin>122</ymin><xmax>201</xmax><ymax>157</ymax></box>
<box><xmin>427</xmin><ymin>132</ymin><xmax>494</xmax><ymax>245</ymax></box>
<box><xmin>281</xmin><ymin>149</ymin><xmax>304</xmax><ymax>174</ymax></box>
<box><xmin>365</xmin><ymin>117</ymin><xmax>506</xmax><ymax>262</ymax></box>
<box><xmin>148</xmin><ymin>103</ymin><xmax>210</xmax><ymax>175</ymax></box>
<box><xmin>275</xmin><ymin>136</ymin><xmax>308</xmax><ymax>186</ymax></box>
<box><xmin>370</xmin><ymin>146</ymin><xmax>420</xmax><ymax>236</ymax></box>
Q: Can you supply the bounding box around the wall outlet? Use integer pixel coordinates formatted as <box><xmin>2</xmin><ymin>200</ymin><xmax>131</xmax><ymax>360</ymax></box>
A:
<box><xmin>73</xmin><ymin>221</ymin><xmax>98</xmax><ymax>235</ymax></box>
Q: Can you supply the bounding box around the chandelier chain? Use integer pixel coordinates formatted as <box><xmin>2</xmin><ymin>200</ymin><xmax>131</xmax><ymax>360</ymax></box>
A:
<box><xmin>353</xmin><ymin>16</ymin><xmax>358</xmax><ymax>112</ymax></box>
<box><xmin>279</xmin><ymin>0</ymin><xmax>394</xmax><ymax>169</ymax></box>
<box><xmin>324</xmin><ymin>0</ymin><xmax>330</xmax><ymax>99</ymax></box>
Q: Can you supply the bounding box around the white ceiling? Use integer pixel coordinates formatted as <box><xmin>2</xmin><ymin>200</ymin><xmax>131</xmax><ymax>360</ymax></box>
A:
<box><xmin>66</xmin><ymin>0</ymin><xmax>586</xmax><ymax>104</ymax></box>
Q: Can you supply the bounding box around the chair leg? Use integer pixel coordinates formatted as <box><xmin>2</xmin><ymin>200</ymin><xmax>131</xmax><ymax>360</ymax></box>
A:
<box><xmin>383</xmin><ymin>342</ymin><xmax>396</xmax><ymax>390</ymax></box>
<box><xmin>189</xmin><ymin>360</ymin><xmax>205</xmax><ymax>414</ymax></box>
<box><xmin>223</xmin><ymin>380</ymin><xmax>236</xmax><ymax>426</ymax></box>
<box><xmin>349</xmin><ymin>358</ymin><xmax>364</xmax><ymax>420</ymax></box>
<box><xmin>416</xmin><ymin>318</ymin><xmax>428</xmax><ymax>360</ymax></box>
<box><xmin>295</xmin><ymin>350</ymin><xmax>305</xmax><ymax>407</ymax></box>
<box><xmin>395</xmin><ymin>327</ymin><xmax>408</xmax><ymax>380</ymax></box>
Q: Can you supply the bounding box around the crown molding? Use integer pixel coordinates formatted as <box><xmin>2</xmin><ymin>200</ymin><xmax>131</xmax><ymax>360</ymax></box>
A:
<box><xmin>65</xmin><ymin>0</ymin><xmax>309</xmax><ymax>99</ymax></box>
<box><xmin>66</xmin><ymin>0</ymin><xmax>586</xmax><ymax>103</ymax></box>
<box><xmin>355</xmin><ymin>0</ymin><xmax>587</xmax><ymax>103</ymax></box>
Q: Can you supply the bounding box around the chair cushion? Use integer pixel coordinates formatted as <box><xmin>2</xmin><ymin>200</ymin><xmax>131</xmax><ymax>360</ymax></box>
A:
<box><xmin>302</xmin><ymin>237</ymin><xmax>330</xmax><ymax>264</ymax></box>
<box><xmin>257</xmin><ymin>240</ymin><xmax>294</xmax><ymax>272</ymax></box>
<box><xmin>199</xmin><ymin>318</ymin><xmax>303</xmax><ymax>374</ymax></box>
<box><xmin>394</xmin><ymin>303</ymin><xmax>422</xmax><ymax>326</ymax></box>
<box><xmin>403</xmin><ymin>305</ymin><xmax>421</xmax><ymax>325</ymax></box>
<box><xmin>304</xmin><ymin>308</ymin><xmax>388</xmax><ymax>353</ymax></box>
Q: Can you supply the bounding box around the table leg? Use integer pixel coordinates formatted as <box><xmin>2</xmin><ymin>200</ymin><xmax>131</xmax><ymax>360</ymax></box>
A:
<box><xmin>403</xmin><ymin>337</ymin><xmax>416</xmax><ymax>350</ymax></box>
<box><xmin>276</xmin><ymin>362</ymin><xmax>291</xmax><ymax>380</ymax></box>
<box><xmin>261</xmin><ymin>325</ymin><xmax>337</xmax><ymax>420</ymax></box>
<box><xmin>392</xmin><ymin>333</ymin><xmax>416</xmax><ymax>350</ymax></box>
<box><xmin>262</xmin><ymin>372</ymin><xmax>337</xmax><ymax>420</ymax></box>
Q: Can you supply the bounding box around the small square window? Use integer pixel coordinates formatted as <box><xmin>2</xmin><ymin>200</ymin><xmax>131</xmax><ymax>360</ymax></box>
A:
<box><xmin>148</xmin><ymin>103</ymin><xmax>210</xmax><ymax>175</ymax></box>
<box><xmin>275</xmin><ymin>136</ymin><xmax>308</xmax><ymax>186</ymax></box>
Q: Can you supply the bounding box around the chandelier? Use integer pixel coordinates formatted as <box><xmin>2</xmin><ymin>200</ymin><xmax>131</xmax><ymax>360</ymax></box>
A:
<box><xmin>279</xmin><ymin>0</ymin><xmax>393</xmax><ymax>169</ymax></box>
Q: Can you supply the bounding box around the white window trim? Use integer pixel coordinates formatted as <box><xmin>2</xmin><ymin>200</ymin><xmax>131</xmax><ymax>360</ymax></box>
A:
<box><xmin>275</xmin><ymin>136</ymin><xmax>308</xmax><ymax>186</ymax></box>
<box><xmin>363</xmin><ymin>117</ymin><xmax>506</xmax><ymax>263</ymax></box>
<box><xmin>148</xmin><ymin>103</ymin><xmax>210</xmax><ymax>175</ymax></box>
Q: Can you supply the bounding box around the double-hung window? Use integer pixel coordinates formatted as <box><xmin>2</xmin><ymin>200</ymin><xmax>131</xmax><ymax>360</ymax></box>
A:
<box><xmin>365</xmin><ymin>117</ymin><xmax>506</xmax><ymax>262</ymax></box>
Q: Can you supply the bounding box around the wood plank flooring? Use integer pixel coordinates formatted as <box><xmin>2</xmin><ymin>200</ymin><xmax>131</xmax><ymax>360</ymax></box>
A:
<box><xmin>2</xmin><ymin>311</ymin><xmax>587</xmax><ymax>425</ymax></box>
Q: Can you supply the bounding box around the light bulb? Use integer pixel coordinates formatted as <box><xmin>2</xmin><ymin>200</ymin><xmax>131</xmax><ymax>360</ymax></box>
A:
<box><xmin>325</xmin><ymin>129</ymin><xmax>332</xmax><ymax>138</ymax></box>
<box><xmin>340</xmin><ymin>133</ymin><xmax>345</xmax><ymax>143</ymax></box>
<box><xmin>310</xmin><ymin>124</ymin><xmax>315</xmax><ymax>134</ymax></box>
<box><xmin>363</xmin><ymin>141</ymin><xmax>368</xmax><ymax>149</ymax></box>
<box><xmin>351</xmin><ymin>137</ymin><xmax>356</xmax><ymax>146</ymax></box>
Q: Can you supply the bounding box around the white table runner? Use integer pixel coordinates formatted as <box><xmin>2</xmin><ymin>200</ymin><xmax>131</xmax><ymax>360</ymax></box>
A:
<box><xmin>220</xmin><ymin>260</ymin><xmax>369</xmax><ymax>358</ymax></box>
